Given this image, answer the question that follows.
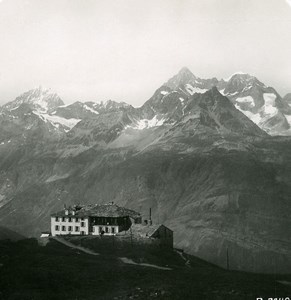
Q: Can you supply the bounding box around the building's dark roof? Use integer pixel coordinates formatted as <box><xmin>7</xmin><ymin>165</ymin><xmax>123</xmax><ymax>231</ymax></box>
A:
<box><xmin>51</xmin><ymin>203</ymin><xmax>141</xmax><ymax>219</ymax></box>
<box><xmin>118</xmin><ymin>224</ymin><xmax>172</xmax><ymax>238</ymax></box>
<box><xmin>131</xmin><ymin>224</ymin><xmax>161</xmax><ymax>237</ymax></box>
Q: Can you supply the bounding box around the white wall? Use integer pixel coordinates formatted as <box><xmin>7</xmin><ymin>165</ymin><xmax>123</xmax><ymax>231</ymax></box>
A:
<box><xmin>51</xmin><ymin>216</ymin><xmax>89</xmax><ymax>236</ymax></box>
<box><xmin>92</xmin><ymin>225</ymin><xmax>119</xmax><ymax>236</ymax></box>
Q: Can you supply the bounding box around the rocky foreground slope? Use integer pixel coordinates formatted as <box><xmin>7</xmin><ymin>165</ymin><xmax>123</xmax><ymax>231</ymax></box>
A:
<box><xmin>0</xmin><ymin>68</ymin><xmax>290</xmax><ymax>273</ymax></box>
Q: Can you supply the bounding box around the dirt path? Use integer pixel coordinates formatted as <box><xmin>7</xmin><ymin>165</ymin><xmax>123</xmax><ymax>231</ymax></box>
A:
<box><xmin>175</xmin><ymin>249</ymin><xmax>191</xmax><ymax>268</ymax></box>
<box><xmin>53</xmin><ymin>237</ymin><xmax>99</xmax><ymax>256</ymax></box>
<box><xmin>119</xmin><ymin>257</ymin><xmax>172</xmax><ymax>270</ymax></box>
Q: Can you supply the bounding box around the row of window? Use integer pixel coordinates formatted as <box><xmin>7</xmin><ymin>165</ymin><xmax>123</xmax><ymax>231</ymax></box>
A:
<box><xmin>55</xmin><ymin>225</ymin><xmax>85</xmax><ymax>232</ymax></box>
<box><xmin>55</xmin><ymin>217</ymin><xmax>85</xmax><ymax>222</ymax></box>
<box><xmin>93</xmin><ymin>226</ymin><xmax>116</xmax><ymax>234</ymax></box>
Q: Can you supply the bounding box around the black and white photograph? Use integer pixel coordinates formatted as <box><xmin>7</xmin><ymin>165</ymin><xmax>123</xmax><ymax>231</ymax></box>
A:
<box><xmin>0</xmin><ymin>0</ymin><xmax>291</xmax><ymax>299</ymax></box>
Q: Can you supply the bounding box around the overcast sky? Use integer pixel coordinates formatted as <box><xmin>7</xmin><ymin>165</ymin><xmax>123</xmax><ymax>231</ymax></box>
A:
<box><xmin>0</xmin><ymin>0</ymin><xmax>291</xmax><ymax>107</ymax></box>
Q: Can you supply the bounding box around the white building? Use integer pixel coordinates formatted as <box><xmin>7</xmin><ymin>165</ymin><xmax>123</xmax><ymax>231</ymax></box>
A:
<box><xmin>50</xmin><ymin>203</ymin><xmax>141</xmax><ymax>237</ymax></box>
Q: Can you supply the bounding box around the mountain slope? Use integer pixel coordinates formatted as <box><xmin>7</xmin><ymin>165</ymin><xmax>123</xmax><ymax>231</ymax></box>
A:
<box><xmin>283</xmin><ymin>93</ymin><xmax>291</xmax><ymax>106</ymax></box>
<box><xmin>0</xmin><ymin>226</ymin><xmax>25</xmax><ymax>241</ymax></box>
<box><xmin>0</xmin><ymin>68</ymin><xmax>290</xmax><ymax>273</ymax></box>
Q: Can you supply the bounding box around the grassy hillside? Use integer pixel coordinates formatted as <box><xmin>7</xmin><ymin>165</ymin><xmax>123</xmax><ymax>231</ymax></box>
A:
<box><xmin>0</xmin><ymin>238</ymin><xmax>290</xmax><ymax>300</ymax></box>
<box><xmin>0</xmin><ymin>226</ymin><xmax>25</xmax><ymax>241</ymax></box>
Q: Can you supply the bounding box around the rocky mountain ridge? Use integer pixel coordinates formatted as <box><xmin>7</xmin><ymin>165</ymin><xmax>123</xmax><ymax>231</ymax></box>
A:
<box><xmin>1</xmin><ymin>68</ymin><xmax>290</xmax><ymax>137</ymax></box>
<box><xmin>163</xmin><ymin>68</ymin><xmax>291</xmax><ymax>135</ymax></box>
<box><xmin>0</xmin><ymin>68</ymin><xmax>290</xmax><ymax>273</ymax></box>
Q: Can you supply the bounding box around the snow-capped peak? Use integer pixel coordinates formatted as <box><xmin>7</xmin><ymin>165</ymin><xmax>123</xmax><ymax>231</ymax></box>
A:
<box><xmin>2</xmin><ymin>86</ymin><xmax>64</xmax><ymax>113</ymax></box>
<box><xmin>223</xmin><ymin>71</ymin><xmax>247</xmax><ymax>82</ymax></box>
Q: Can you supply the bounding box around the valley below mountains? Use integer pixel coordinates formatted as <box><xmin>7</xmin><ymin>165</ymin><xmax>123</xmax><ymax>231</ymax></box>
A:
<box><xmin>0</xmin><ymin>68</ymin><xmax>290</xmax><ymax>273</ymax></box>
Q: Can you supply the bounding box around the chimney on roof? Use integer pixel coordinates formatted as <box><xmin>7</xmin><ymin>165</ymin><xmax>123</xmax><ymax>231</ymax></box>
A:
<box><xmin>149</xmin><ymin>208</ymin><xmax>152</xmax><ymax>225</ymax></box>
<box><xmin>74</xmin><ymin>204</ymin><xmax>82</xmax><ymax>211</ymax></box>
<box><xmin>64</xmin><ymin>204</ymin><xmax>69</xmax><ymax>215</ymax></box>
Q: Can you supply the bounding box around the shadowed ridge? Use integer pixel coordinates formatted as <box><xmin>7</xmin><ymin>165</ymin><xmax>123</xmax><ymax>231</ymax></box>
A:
<box><xmin>0</xmin><ymin>226</ymin><xmax>26</xmax><ymax>241</ymax></box>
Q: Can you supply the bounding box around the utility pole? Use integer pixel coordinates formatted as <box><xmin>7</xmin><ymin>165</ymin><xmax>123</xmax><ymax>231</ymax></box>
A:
<box><xmin>226</xmin><ymin>247</ymin><xmax>230</xmax><ymax>270</ymax></box>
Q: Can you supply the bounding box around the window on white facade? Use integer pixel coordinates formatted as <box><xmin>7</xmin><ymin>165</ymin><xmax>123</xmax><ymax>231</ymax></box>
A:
<box><xmin>81</xmin><ymin>222</ymin><xmax>85</xmax><ymax>227</ymax></box>
<box><xmin>111</xmin><ymin>227</ymin><xmax>115</xmax><ymax>233</ymax></box>
<box><xmin>62</xmin><ymin>217</ymin><xmax>65</xmax><ymax>222</ymax></box>
<box><xmin>55</xmin><ymin>217</ymin><xmax>59</xmax><ymax>221</ymax></box>
<box><xmin>69</xmin><ymin>218</ymin><xmax>72</xmax><ymax>222</ymax></box>
<box><xmin>62</xmin><ymin>226</ymin><xmax>66</xmax><ymax>231</ymax></box>
<box><xmin>105</xmin><ymin>227</ymin><xmax>109</xmax><ymax>233</ymax></box>
<box><xmin>75</xmin><ymin>226</ymin><xmax>79</xmax><ymax>232</ymax></box>
<box><xmin>75</xmin><ymin>218</ymin><xmax>79</xmax><ymax>222</ymax></box>
<box><xmin>55</xmin><ymin>225</ymin><xmax>59</xmax><ymax>231</ymax></box>
<box><xmin>68</xmin><ymin>226</ymin><xmax>72</xmax><ymax>231</ymax></box>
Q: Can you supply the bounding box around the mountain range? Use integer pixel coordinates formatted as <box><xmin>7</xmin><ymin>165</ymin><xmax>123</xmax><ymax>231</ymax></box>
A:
<box><xmin>0</xmin><ymin>67</ymin><xmax>290</xmax><ymax>273</ymax></box>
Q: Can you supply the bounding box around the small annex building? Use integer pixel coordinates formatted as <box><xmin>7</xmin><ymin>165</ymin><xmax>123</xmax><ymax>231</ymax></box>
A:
<box><xmin>120</xmin><ymin>224</ymin><xmax>173</xmax><ymax>248</ymax></box>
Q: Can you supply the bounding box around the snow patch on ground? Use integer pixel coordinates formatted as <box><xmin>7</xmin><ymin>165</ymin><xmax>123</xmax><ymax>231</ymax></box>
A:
<box><xmin>31</xmin><ymin>94</ymin><xmax>48</xmax><ymax>112</ymax></box>
<box><xmin>83</xmin><ymin>104</ymin><xmax>99</xmax><ymax>115</ymax></box>
<box><xmin>185</xmin><ymin>84</ymin><xmax>208</xmax><ymax>95</ymax></box>
<box><xmin>263</xmin><ymin>93</ymin><xmax>277</xmax><ymax>115</ymax></box>
<box><xmin>9</xmin><ymin>106</ymin><xmax>20</xmax><ymax>111</ymax></box>
<box><xmin>134</xmin><ymin>115</ymin><xmax>165</xmax><ymax>129</ymax></box>
<box><xmin>235</xmin><ymin>93</ymin><xmax>278</xmax><ymax>126</ymax></box>
<box><xmin>45</xmin><ymin>174</ymin><xmax>70</xmax><ymax>183</ymax></box>
<box><xmin>160</xmin><ymin>91</ymin><xmax>169</xmax><ymax>95</ymax></box>
<box><xmin>235</xmin><ymin>104</ymin><xmax>261</xmax><ymax>125</ymax></box>
<box><xmin>235</xmin><ymin>96</ymin><xmax>255</xmax><ymax>107</ymax></box>
<box><xmin>219</xmin><ymin>88</ymin><xmax>226</xmax><ymax>95</ymax></box>
<box><xmin>33</xmin><ymin>111</ymin><xmax>81</xmax><ymax>130</ymax></box>
<box><xmin>242</xmin><ymin>85</ymin><xmax>253</xmax><ymax>92</ymax></box>
<box><xmin>227</xmin><ymin>91</ymin><xmax>239</xmax><ymax>96</ymax></box>
<box><xmin>284</xmin><ymin>114</ymin><xmax>291</xmax><ymax>126</ymax></box>
<box><xmin>58</xmin><ymin>103</ymin><xmax>71</xmax><ymax>108</ymax></box>
<box><xmin>179</xmin><ymin>97</ymin><xmax>185</xmax><ymax>103</ymax></box>
<box><xmin>126</xmin><ymin>115</ymin><xmax>165</xmax><ymax>130</ymax></box>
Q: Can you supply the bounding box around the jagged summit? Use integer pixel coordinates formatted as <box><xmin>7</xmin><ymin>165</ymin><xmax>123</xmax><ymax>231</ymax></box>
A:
<box><xmin>177</xmin><ymin>66</ymin><xmax>195</xmax><ymax>77</ymax></box>
<box><xmin>165</xmin><ymin>67</ymin><xmax>197</xmax><ymax>91</ymax></box>
<box><xmin>2</xmin><ymin>86</ymin><xmax>64</xmax><ymax>113</ymax></box>
<box><xmin>223</xmin><ymin>71</ymin><xmax>248</xmax><ymax>81</ymax></box>
<box><xmin>227</xmin><ymin>73</ymin><xmax>264</xmax><ymax>86</ymax></box>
